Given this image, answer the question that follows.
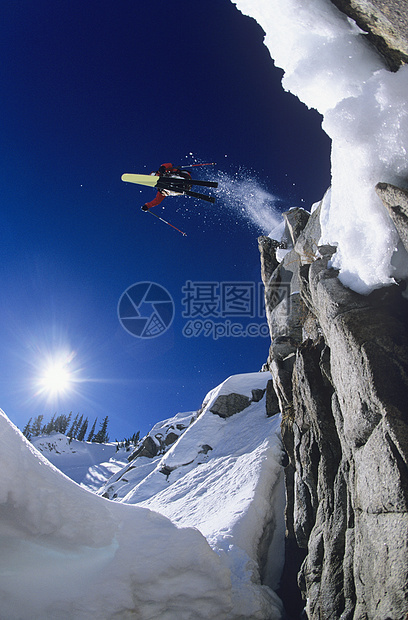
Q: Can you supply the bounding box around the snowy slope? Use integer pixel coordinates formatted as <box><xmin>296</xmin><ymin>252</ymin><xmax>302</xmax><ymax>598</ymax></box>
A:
<box><xmin>101</xmin><ymin>372</ymin><xmax>286</xmax><ymax>618</ymax></box>
<box><xmin>236</xmin><ymin>0</ymin><xmax>408</xmax><ymax>294</ymax></box>
<box><xmin>31</xmin><ymin>433</ymin><xmax>128</xmax><ymax>491</ymax></box>
<box><xmin>0</xmin><ymin>372</ymin><xmax>285</xmax><ymax>619</ymax></box>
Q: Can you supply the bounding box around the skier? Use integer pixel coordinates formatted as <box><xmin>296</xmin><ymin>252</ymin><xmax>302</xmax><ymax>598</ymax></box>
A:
<box><xmin>141</xmin><ymin>163</ymin><xmax>192</xmax><ymax>211</ymax></box>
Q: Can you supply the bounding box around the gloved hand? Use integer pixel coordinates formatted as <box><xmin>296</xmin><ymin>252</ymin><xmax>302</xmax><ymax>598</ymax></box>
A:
<box><xmin>141</xmin><ymin>204</ymin><xmax>149</xmax><ymax>211</ymax></box>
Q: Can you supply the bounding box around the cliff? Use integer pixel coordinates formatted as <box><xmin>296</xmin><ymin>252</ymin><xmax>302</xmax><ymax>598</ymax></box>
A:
<box><xmin>237</xmin><ymin>0</ymin><xmax>408</xmax><ymax>616</ymax></box>
<box><xmin>259</xmin><ymin>194</ymin><xmax>408</xmax><ymax>618</ymax></box>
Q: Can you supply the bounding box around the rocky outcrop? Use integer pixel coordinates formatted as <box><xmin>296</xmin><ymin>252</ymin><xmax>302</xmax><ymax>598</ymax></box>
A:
<box><xmin>376</xmin><ymin>182</ymin><xmax>408</xmax><ymax>255</ymax></box>
<box><xmin>128</xmin><ymin>434</ymin><xmax>158</xmax><ymax>461</ymax></box>
<box><xmin>259</xmin><ymin>197</ymin><xmax>408</xmax><ymax>619</ymax></box>
<box><xmin>329</xmin><ymin>0</ymin><xmax>408</xmax><ymax>70</ymax></box>
<box><xmin>210</xmin><ymin>392</ymin><xmax>252</xmax><ymax>418</ymax></box>
<box><xmin>210</xmin><ymin>386</ymin><xmax>270</xmax><ymax>418</ymax></box>
<box><xmin>127</xmin><ymin>417</ymin><xmax>190</xmax><ymax>463</ymax></box>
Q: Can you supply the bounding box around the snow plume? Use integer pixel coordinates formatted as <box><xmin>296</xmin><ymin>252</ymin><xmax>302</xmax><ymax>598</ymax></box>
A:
<box><xmin>212</xmin><ymin>169</ymin><xmax>282</xmax><ymax>233</ymax></box>
<box><xmin>234</xmin><ymin>0</ymin><xmax>408</xmax><ymax>294</ymax></box>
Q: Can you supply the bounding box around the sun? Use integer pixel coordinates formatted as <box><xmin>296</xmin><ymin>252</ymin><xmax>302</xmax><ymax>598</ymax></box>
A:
<box><xmin>35</xmin><ymin>351</ymin><xmax>78</xmax><ymax>399</ymax></box>
<box><xmin>39</xmin><ymin>362</ymin><xmax>72</xmax><ymax>395</ymax></box>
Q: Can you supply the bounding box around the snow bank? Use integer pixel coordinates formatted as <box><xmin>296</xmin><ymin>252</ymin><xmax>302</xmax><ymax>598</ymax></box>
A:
<box><xmin>0</xmin><ymin>410</ymin><xmax>235</xmax><ymax>619</ymax></box>
<box><xmin>102</xmin><ymin>372</ymin><xmax>285</xmax><ymax>619</ymax></box>
<box><xmin>234</xmin><ymin>0</ymin><xmax>408</xmax><ymax>293</ymax></box>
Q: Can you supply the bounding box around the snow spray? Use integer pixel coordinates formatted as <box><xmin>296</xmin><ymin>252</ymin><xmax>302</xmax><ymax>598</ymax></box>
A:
<box><xmin>211</xmin><ymin>169</ymin><xmax>282</xmax><ymax>233</ymax></box>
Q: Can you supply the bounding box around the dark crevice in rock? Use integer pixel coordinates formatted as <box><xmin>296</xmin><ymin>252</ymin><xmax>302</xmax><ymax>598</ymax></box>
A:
<box><xmin>276</xmin><ymin>538</ymin><xmax>307</xmax><ymax>620</ymax></box>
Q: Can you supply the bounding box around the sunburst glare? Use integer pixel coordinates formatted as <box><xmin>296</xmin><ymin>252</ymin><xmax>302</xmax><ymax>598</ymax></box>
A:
<box><xmin>35</xmin><ymin>351</ymin><xmax>78</xmax><ymax>400</ymax></box>
<box><xmin>39</xmin><ymin>362</ymin><xmax>72</xmax><ymax>395</ymax></box>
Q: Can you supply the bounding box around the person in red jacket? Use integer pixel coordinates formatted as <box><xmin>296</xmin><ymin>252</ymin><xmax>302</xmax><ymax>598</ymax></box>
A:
<box><xmin>141</xmin><ymin>163</ymin><xmax>192</xmax><ymax>211</ymax></box>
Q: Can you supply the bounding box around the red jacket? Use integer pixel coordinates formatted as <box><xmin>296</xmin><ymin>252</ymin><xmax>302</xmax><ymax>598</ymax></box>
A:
<box><xmin>143</xmin><ymin>163</ymin><xmax>191</xmax><ymax>210</ymax></box>
<box><xmin>144</xmin><ymin>191</ymin><xmax>166</xmax><ymax>209</ymax></box>
<box><xmin>157</xmin><ymin>163</ymin><xmax>178</xmax><ymax>175</ymax></box>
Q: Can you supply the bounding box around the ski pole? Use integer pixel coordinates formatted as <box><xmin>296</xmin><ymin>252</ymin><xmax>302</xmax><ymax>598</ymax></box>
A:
<box><xmin>145</xmin><ymin>209</ymin><xmax>187</xmax><ymax>237</ymax></box>
<box><xmin>178</xmin><ymin>162</ymin><xmax>216</xmax><ymax>169</ymax></box>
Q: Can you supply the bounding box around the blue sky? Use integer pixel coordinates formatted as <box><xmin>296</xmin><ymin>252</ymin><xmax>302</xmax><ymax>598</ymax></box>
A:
<box><xmin>1</xmin><ymin>0</ymin><xmax>331</xmax><ymax>439</ymax></box>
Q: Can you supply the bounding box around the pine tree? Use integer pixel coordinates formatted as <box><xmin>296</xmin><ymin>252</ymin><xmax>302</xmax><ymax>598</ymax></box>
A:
<box><xmin>61</xmin><ymin>412</ymin><xmax>72</xmax><ymax>434</ymax></box>
<box><xmin>115</xmin><ymin>431</ymin><xmax>140</xmax><ymax>451</ymax></box>
<box><xmin>87</xmin><ymin>417</ymin><xmax>97</xmax><ymax>442</ymax></box>
<box><xmin>75</xmin><ymin>415</ymin><xmax>84</xmax><ymax>439</ymax></box>
<box><xmin>31</xmin><ymin>414</ymin><xmax>44</xmax><ymax>437</ymax></box>
<box><xmin>54</xmin><ymin>414</ymin><xmax>63</xmax><ymax>433</ymax></box>
<box><xmin>22</xmin><ymin>418</ymin><xmax>32</xmax><ymax>440</ymax></box>
<box><xmin>77</xmin><ymin>417</ymin><xmax>89</xmax><ymax>442</ymax></box>
<box><xmin>124</xmin><ymin>431</ymin><xmax>140</xmax><ymax>450</ymax></box>
<box><xmin>93</xmin><ymin>416</ymin><xmax>109</xmax><ymax>443</ymax></box>
<box><xmin>44</xmin><ymin>414</ymin><xmax>56</xmax><ymax>435</ymax></box>
<box><xmin>54</xmin><ymin>412</ymin><xmax>71</xmax><ymax>434</ymax></box>
<box><xmin>67</xmin><ymin>414</ymin><xmax>85</xmax><ymax>439</ymax></box>
<box><xmin>21</xmin><ymin>412</ymin><xmax>92</xmax><ymax>440</ymax></box>
<box><xmin>67</xmin><ymin>414</ymin><xmax>79</xmax><ymax>439</ymax></box>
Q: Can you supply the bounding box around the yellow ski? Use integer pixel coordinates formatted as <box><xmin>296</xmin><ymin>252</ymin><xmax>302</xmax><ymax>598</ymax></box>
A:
<box><xmin>121</xmin><ymin>173</ymin><xmax>159</xmax><ymax>187</ymax></box>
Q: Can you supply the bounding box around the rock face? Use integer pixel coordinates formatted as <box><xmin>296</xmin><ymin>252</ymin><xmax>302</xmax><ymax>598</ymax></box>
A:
<box><xmin>376</xmin><ymin>182</ymin><xmax>408</xmax><ymax>254</ymax></box>
<box><xmin>329</xmin><ymin>0</ymin><xmax>408</xmax><ymax>69</ymax></box>
<box><xmin>259</xmin><ymin>196</ymin><xmax>408</xmax><ymax>618</ymax></box>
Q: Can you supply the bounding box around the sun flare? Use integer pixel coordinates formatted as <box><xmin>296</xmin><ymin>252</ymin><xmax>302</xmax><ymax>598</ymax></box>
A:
<box><xmin>40</xmin><ymin>362</ymin><xmax>72</xmax><ymax>395</ymax></box>
<box><xmin>36</xmin><ymin>351</ymin><xmax>78</xmax><ymax>399</ymax></box>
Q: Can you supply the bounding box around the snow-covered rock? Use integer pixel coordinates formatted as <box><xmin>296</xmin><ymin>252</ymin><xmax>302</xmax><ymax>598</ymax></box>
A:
<box><xmin>236</xmin><ymin>0</ymin><xmax>408</xmax><ymax>295</ymax></box>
